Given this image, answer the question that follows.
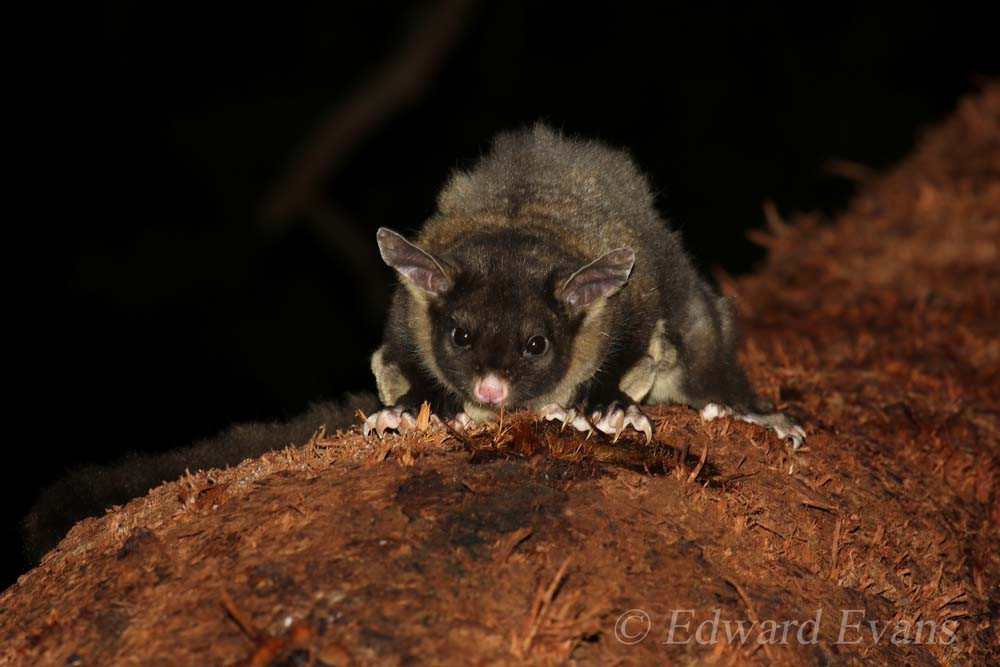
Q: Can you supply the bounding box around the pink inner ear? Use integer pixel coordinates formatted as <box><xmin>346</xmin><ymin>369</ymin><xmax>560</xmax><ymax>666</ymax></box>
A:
<box><xmin>399</xmin><ymin>265</ymin><xmax>449</xmax><ymax>294</ymax></box>
<box><xmin>560</xmin><ymin>247</ymin><xmax>635</xmax><ymax>307</ymax></box>
<box><xmin>377</xmin><ymin>228</ymin><xmax>451</xmax><ymax>294</ymax></box>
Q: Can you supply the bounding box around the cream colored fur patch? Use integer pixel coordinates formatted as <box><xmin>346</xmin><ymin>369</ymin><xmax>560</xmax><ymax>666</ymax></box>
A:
<box><xmin>370</xmin><ymin>346</ymin><xmax>410</xmax><ymax>405</ymax></box>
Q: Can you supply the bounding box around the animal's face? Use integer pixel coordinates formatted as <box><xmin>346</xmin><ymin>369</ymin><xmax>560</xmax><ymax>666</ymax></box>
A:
<box><xmin>376</xmin><ymin>227</ymin><xmax>635</xmax><ymax>410</ymax></box>
<box><xmin>427</xmin><ymin>266</ymin><xmax>575</xmax><ymax>408</ymax></box>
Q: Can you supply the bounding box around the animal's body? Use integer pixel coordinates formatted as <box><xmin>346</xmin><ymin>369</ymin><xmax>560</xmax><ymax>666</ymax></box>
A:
<box><xmin>368</xmin><ymin>124</ymin><xmax>803</xmax><ymax>445</ymax></box>
<box><xmin>22</xmin><ymin>125</ymin><xmax>805</xmax><ymax>565</ymax></box>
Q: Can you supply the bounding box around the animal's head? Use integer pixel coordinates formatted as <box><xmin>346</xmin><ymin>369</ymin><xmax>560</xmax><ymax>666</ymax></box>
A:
<box><xmin>376</xmin><ymin>227</ymin><xmax>634</xmax><ymax>410</ymax></box>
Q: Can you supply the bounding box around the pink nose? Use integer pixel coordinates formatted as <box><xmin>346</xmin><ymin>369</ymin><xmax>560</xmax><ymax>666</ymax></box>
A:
<box><xmin>474</xmin><ymin>374</ymin><xmax>509</xmax><ymax>405</ymax></box>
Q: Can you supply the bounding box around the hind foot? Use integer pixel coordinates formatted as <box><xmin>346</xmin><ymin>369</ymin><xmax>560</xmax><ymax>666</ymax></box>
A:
<box><xmin>700</xmin><ymin>403</ymin><xmax>806</xmax><ymax>449</ymax></box>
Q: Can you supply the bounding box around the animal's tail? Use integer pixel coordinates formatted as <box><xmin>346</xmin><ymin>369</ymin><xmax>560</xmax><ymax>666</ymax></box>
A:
<box><xmin>20</xmin><ymin>392</ymin><xmax>379</xmax><ymax>565</ymax></box>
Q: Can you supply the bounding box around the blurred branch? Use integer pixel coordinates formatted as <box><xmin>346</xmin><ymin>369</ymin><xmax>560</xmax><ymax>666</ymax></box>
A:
<box><xmin>823</xmin><ymin>158</ymin><xmax>877</xmax><ymax>185</ymax></box>
<box><xmin>303</xmin><ymin>201</ymin><xmax>388</xmax><ymax>322</ymax></box>
<box><xmin>260</xmin><ymin>0</ymin><xmax>476</xmax><ymax>226</ymax></box>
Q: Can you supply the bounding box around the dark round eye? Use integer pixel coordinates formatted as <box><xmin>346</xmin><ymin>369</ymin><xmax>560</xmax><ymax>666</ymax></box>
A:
<box><xmin>451</xmin><ymin>327</ymin><xmax>471</xmax><ymax>348</ymax></box>
<box><xmin>524</xmin><ymin>335</ymin><xmax>548</xmax><ymax>356</ymax></box>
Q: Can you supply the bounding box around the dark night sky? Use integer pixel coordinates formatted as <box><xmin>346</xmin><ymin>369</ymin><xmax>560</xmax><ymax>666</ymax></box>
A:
<box><xmin>10</xmin><ymin>2</ymin><xmax>999</xmax><ymax>586</ymax></box>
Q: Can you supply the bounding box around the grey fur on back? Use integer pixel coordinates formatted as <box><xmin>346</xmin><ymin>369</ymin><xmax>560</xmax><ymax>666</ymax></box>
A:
<box><xmin>428</xmin><ymin>124</ymin><xmax>769</xmax><ymax>414</ymax></box>
<box><xmin>421</xmin><ymin>123</ymin><xmax>695</xmax><ymax>323</ymax></box>
<box><xmin>438</xmin><ymin>123</ymin><xmax>656</xmax><ymax>229</ymax></box>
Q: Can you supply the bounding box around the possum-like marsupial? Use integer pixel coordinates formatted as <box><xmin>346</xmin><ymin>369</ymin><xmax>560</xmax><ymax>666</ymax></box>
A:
<box><xmin>21</xmin><ymin>124</ymin><xmax>804</xmax><ymax>565</ymax></box>
<box><xmin>366</xmin><ymin>124</ymin><xmax>804</xmax><ymax>445</ymax></box>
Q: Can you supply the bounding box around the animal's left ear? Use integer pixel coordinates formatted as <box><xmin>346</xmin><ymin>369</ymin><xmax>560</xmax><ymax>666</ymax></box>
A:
<box><xmin>376</xmin><ymin>227</ymin><xmax>452</xmax><ymax>295</ymax></box>
<box><xmin>557</xmin><ymin>248</ymin><xmax>635</xmax><ymax>308</ymax></box>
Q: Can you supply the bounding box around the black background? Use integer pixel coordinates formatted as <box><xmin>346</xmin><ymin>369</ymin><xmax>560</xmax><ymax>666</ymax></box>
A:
<box><xmin>11</xmin><ymin>2</ymin><xmax>999</xmax><ymax>588</ymax></box>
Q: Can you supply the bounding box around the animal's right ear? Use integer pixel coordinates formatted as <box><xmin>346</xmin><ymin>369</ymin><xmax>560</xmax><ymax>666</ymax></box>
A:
<box><xmin>376</xmin><ymin>228</ymin><xmax>452</xmax><ymax>295</ymax></box>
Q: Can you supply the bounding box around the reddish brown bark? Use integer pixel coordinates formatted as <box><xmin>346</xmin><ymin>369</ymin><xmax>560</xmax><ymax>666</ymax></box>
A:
<box><xmin>3</xmin><ymin>84</ymin><xmax>997</xmax><ymax>666</ymax></box>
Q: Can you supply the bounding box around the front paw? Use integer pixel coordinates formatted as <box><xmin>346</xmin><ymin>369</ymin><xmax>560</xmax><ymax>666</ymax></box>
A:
<box><xmin>539</xmin><ymin>402</ymin><xmax>653</xmax><ymax>443</ymax></box>
<box><xmin>362</xmin><ymin>406</ymin><xmax>472</xmax><ymax>438</ymax></box>
<box><xmin>538</xmin><ymin>403</ymin><xmax>593</xmax><ymax>434</ymax></box>
<box><xmin>362</xmin><ymin>406</ymin><xmax>419</xmax><ymax>438</ymax></box>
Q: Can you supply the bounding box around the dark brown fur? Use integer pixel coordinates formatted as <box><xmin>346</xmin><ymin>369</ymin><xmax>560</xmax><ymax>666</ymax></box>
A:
<box><xmin>374</xmin><ymin>124</ymin><xmax>776</xmax><ymax>422</ymax></box>
<box><xmin>20</xmin><ymin>393</ymin><xmax>379</xmax><ymax>563</ymax></box>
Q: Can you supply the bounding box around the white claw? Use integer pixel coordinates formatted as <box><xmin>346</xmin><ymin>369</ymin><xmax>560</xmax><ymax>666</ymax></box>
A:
<box><xmin>540</xmin><ymin>403</ymin><xmax>568</xmax><ymax>422</ymax></box>
<box><xmin>539</xmin><ymin>403</ymin><xmax>593</xmax><ymax>436</ymax></box>
<box><xmin>761</xmin><ymin>416</ymin><xmax>807</xmax><ymax>450</ymax></box>
<box><xmin>450</xmin><ymin>412</ymin><xmax>472</xmax><ymax>431</ymax></box>
<box><xmin>700</xmin><ymin>404</ymin><xmax>806</xmax><ymax>449</ymax></box>
<box><xmin>364</xmin><ymin>408</ymin><xmax>398</xmax><ymax>437</ymax></box>
<box><xmin>375</xmin><ymin>408</ymin><xmax>400</xmax><ymax>438</ymax></box>
<box><xmin>563</xmin><ymin>408</ymin><xmax>592</xmax><ymax>434</ymax></box>
<box><xmin>399</xmin><ymin>411</ymin><xmax>417</xmax><ymax>432</ymax></box>
<box><xmin>737</xmin><ymin>412</ymin><xmax>806</xmax><ymax>449</ymax></box>
<box><xmin>609</xmin><ymin>409</ymin><xmax>626</xmax><ymax>442</ymax></box>
<box><xmin>362</xmin><ymin>406</ymin><xmax>455</xmax><ymax>439</ymax></box>
<box><xmin>560</xmin><ymin>408</ymin><xmax>576</xmax><ymax>430</ymax></box>
<box><xmin>541</xmin><ymin>402</ymin><xmax>652</xmax><ymax>442</ymax></box>
<box><xmin>700</xmin><ymin>403</ymin><xmax>731</xmax><ymax>421</ymax></box>
<box><xmin>593</xmin><ymin>401</ymin><xmax>625</xmax><ymax>439</ymax></box>
<box><xmin>624</xmin><ymin>404</ymin><xmax>653</xmax><ymax>444</ymax></box>
<box><xmin>589</xmin><ymin>402</ymin><xmax>652</xmax><ymax>443</ymax></box>
<box><xmin>569</xmin><ymin>411</ymin><xmax>594</xmax><ymax>434</ymax></box>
